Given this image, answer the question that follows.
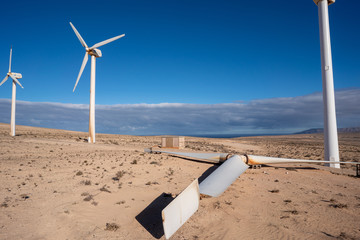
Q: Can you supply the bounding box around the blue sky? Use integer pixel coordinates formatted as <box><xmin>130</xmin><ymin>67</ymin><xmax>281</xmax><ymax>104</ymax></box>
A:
<box><xmin>0</xmin><ymin>0</ymin><xmax>359</xmax><ymax>135</ymax></box>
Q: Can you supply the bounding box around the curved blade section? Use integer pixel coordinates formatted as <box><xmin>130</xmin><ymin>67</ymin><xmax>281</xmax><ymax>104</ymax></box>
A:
<box><xmin>247</xmin><ymin>155</ymin><xmax>360</xmax><ymax>165</ymax></box>
<box><xmin>9</xmin><ymin>74</ymin><xmax>23</xmax><ymax>88</ymax></box>
<box><xmin>199</xmin><ymin>155</ymin><xmax>248</xmax><ymax>197</ymax></box>
<box><xmin>90</xmin><ymin>34</ymin><xmax>125</xmax><ymax>49</ymax></box>
<box><xmin>149</xmin><ymin>150</ymin><xmax>229</xmax><ymax>163</ymax></box>
<box><xmin>9</xmin><ymin>48</ymin><xmax>12</xmax><ymax>73</ymax></box>
<box><xmin>73</xmin><ymin>52</ymin><xmax>88</xmax><ymax>92</ymax></box>
<box><xmin>162</xmin><ymin>179</ymin><xmax>200</xmax><ymax>239</ymax></box>
<box><xmin>69</xmin><ymin>22</ymin><xmax>88</xmax><ymax>49</ymax></box>
<box><xmin>0</xmin><ymin>75</ymin><xmax>9</xmax><ymax>86</ymax></box>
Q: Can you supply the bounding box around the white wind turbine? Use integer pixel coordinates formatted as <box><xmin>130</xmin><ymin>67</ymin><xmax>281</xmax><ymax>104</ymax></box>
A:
<box><xmin>69</xmin><ymin>22</ymin><xmax>125</xmax><ymax>143</ymax></box>
<box><xmin>0</xmin><ymin>47</ymin><xmax>24</xmax><ymax>136</ymax></box>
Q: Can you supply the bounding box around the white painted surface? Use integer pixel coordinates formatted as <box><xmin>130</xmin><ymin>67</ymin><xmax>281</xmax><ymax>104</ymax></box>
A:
<box><xmin>199</xmin><ymin>155</ymin><xmax>249</xmax><ymax>197</ymax></box>
<box><xmin>316</xmin><ymin>0</ymin><xmax>340</xmax><ymax>168</ymax></box>
<box><xmin>162</xmin><ymin>179</ymin><xmax>200</xmax><ymax>239</ymax></box>
<box><xmin>89</xmin><ymin>56</ymin><xmax>96</xmax><ymax>143</ymax></box>
<box><xmin>10</xmin><ymin>80</ymin><xmax>16</xmax><ymax>137</ymax></box>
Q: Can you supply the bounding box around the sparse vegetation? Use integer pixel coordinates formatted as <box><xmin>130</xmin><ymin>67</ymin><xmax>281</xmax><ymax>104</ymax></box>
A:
<box><xmin>213</xmin><ymin>201</ymin><xmax>221</xmax><ymax>209</ymax></box>
<box><xmin>81</xmin><ymin>180</ymin><xmax>91</xmax><ymax>185</ymax></box>
<box><xmin>145</xmin><ymin>181</ymin><xmax>159</xmax><ymax>186</ymax></box>
<box><xmin>83</xmin><ymin>195</ymin><xmax>93</xmax><ymax>201</ymax></box>
<box><xmin>167</xmin><ymin>168</ymin><xmax>174</xmax><ymax>176</ymax></box>
<box><xmin>269</xmin><ymin>189</ymin><xmax>280</xmax><ymax>193</ymax></box>
<box><xmin>100</xmin><ymin>185</ymin><xmax>111</xmax><ymax>193</ymax></box>
<box><xmin>105</xmin><ymin>223</ymin><xmax>119</xmax><ymax>231</ymax></box>
<box><xmin>329</xmin><ymin>203</ymin><xmax>348</xmax><ymax>209</ymax></box>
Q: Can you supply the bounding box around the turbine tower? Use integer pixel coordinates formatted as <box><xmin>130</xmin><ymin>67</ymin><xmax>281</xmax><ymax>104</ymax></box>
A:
<box><xmin>0</xmin><ymin>47</ymin><xmax>24</xmax><ymax>137</ymax></box>
<box><xmin>69</xmin><ymin>22</ymin><xmax>125</xmax><ymax>143</ymax></box>
<box><xmin>313</xmin><ymin>0</ymin><xmax>340</xmax><ymax>168</ymax></box>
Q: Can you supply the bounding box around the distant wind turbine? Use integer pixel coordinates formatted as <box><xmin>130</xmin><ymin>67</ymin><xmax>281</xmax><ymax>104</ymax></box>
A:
<box><xmin>69</xmin><ymin>22</ymin><xmax>125</xmax><ymax>143</ymax></box>
<box><xmin>0</xmin><ymin>47</ymin><xmax>24</xmax><ymax>136</ymax></box>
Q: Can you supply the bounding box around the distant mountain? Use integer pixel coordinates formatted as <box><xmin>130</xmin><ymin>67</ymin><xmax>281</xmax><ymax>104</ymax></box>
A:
<box><xmin>295</xmin><ymin>127</ymin><xmax>360</xmax><ymax>134</ymax></box>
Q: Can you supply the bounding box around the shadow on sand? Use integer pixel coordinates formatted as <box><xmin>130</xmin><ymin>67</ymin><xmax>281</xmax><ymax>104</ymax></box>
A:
<box><xmin>136</xmin><ymin>164</ymin><xmax>219</xmax><ymax>238</ymax></box>
<box><xmin>135</xmin><ymin>193</ymin><xmax>174</xmax><ymax>239</ymax></box>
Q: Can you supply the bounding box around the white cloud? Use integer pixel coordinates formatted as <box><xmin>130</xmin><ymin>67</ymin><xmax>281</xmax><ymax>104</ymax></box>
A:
<box><xmin>0</xmin><ymin>88</ymin><xmax>359</xmax><ymax>136</ymax></box>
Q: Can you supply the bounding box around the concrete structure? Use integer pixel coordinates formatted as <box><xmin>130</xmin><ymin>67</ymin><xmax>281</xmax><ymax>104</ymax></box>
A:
<box><xmin>161</xmin><ymin>136</ymin><xmax>185</xmax><ymax>149</ymax></box>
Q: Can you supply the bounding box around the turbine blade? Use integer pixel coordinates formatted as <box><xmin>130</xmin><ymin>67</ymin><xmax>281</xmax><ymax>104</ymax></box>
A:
<box><xmin>9</xmin><ymin>74</ymin><xmax>24</xmax><ymax>88</ymax></box>
<box><xmin>73</xmin><ymin>52</ymin><xmax>88</xmax><ymax>92</ymax></box>
<box><xmin>162</xmin><ymin>179</ymin><xmax>200</xmax><ymax>239</ymax></box>
<box><xmin>246</xmin><ymin>155</ymin><xmax>359</xmax><ymax>165</ymax></box>
<box><xmin>69</xmin><ymin>22</ymin><xmax>88</xmax><ymax>49</ymax></box>
<box><xmin>199</xmin><ymin>155</ymin><xmax>249</xmax><ymax>197</ymax></box>
<box><xmin>149</xmin><ymin>149</ymin><xmax>230</xmax><ymax>163</ymax></box>
<box><xmin>9</xmin><ymin>48</ymin><xmax>12</xmax><ymax>73</ymax></box>
<box><xmin>0</xmin><ymin>75</ymin><xmax>9</xmax><ymax>86</ymax></box>
<box><xmin>90</xmin><ymin>34</ymin><xmax>125</xmax><ymax>49</ymax></box>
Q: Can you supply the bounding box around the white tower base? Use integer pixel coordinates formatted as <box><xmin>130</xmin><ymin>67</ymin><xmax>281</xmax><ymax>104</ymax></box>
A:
<box><xmin>10</xmin><ymin>80</ymin><xmax>16</xmax><ymax>137</ymax></box>
<box><xmin>315</xmin><ymin>0</ymin><xmax>340</xmax><ymax>168</ymax></box>
<box><xmin>88</xmin><ymin>55</ymin><xmax>96</xmax><ymax>143</ymax></box>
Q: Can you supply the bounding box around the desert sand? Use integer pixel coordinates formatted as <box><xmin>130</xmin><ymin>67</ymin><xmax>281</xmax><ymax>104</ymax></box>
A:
<box><xmin>0</xmin><ymin>123</ymin><xmax>359</xmax><ymax>240</ymax></box>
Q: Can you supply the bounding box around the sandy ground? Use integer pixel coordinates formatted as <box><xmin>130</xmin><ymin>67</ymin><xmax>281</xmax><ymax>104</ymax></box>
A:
<box><xmin>0</xmin><ymin>123</ymin><xmax>359</xmax><ymax>240</ymax></box>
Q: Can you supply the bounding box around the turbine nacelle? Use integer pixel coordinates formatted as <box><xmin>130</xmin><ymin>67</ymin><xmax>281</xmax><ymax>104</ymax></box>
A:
<box><xmin>9</xmin><ymin>72</ymin><xmax>22</xmax><ymax>79</ymax></box>
<box><xmin>1</xmin><ymin>48</ymin><xmax>24</xmax><ymax>89</ymax></box>
<box><xmin>88</xmin><ymin>48</ymin><xmax>102</xmax><ymax>58</ymax></box>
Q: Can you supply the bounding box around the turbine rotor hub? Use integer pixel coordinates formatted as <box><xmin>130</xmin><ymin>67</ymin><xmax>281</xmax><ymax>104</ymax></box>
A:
<box><xmin>88</xmin><ymin>48</ymin><xmax>102</xmax><ymax>58</ymax></box>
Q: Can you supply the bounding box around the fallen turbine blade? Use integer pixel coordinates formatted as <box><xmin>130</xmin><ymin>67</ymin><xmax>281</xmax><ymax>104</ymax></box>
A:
<box><xmin>246</xmin><ymin>155</ymin><xmax>360</xmax><ymax>165</ymax></box>
<box><xmin>9</xmin><ymin>74</ymin><xmax>23</xmax><ymax>88</ymax></box>
<box><xmin>199</xmin><ymin>155</ymin><xmax>249</xmax><ymax>197</ymax></box>
<box><xmin>152</xmin><ymin>150</ymin><xmax>230</xmax><ymax>163</ymax></box>
<box><xmin>73</xmin><ymin>52</ymin><xmax>88</xmax><ymax>92</ymax></box>
<box><xmin>90</xmin><ymin>34</ymin><xmax>125</xmax><ymax>49</ymax></box>
<box><xmin>9</xmin><ymin>48</ymin><xmax>12</xmax><ymax>73</ymax></box>
<box><xmin>0</xmin><ymin>75</ymin><xmax>9</xmax><ymax>86</ymax></box>
<box><xmin>162</xmin><ymin>179</ymin><xmax>200</xmax><ymax>239</ymax></box>
<box><xmin>69</xmin><ymin>22</ymin><xmax>88</xmax><ymax>49</ymax></box>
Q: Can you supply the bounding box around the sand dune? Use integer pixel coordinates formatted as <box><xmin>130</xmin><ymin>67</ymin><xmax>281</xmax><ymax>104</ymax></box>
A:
<box><xmin>0</xmin><ymin>123</ymin><xmax>359</xmax><ymax>239</ymax></box>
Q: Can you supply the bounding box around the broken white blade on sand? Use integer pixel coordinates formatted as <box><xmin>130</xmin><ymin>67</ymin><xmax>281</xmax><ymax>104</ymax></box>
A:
<box><xmin>199</xmin><ymin>155</ymin><xmax>249</xmax><ymax>197</ymax></box>
<box><xmin>162</xmin><ymin>179</ymin><xmax>200</xmax><ymax>239</ymax></box>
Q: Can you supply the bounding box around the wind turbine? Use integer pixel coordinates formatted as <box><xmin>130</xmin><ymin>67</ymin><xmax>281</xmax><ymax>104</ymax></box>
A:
<box><xmin>0</xmin><ymin>47</ymin><xmax>23</xmax><ymax>137</ymax></box>
<box><xmin>313</xmin><ymin>0</ymin><xmax>340</xmax><ymax>168</ymax></box>
<box><xmin>69</xmin><ymin>22</ymin><xmax>125</xmax><ymax>143</ymax></box>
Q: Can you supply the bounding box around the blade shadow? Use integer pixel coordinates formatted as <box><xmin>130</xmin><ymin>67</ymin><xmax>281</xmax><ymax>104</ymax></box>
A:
<box><xmin>135</xmin><ymin>193</ymin><xmax>174</xmax><ymax>239</ymax></box>
<box><xmin>261</xmin><ymin>164</ymin><xmax>319</xmax><ymax>170</ymax></box>
<box><xmin>169</xmin><ymin>155</ymin><xmax>220</xmax><ymax>165</ymax></box>
<box><xmin>136</xmin><ymin>165</ymin><xmax>218</xmax><ymax>238</ymax></box>
<box><xmin>198</xmin><ymin>165</ymin><xmax>219</xmax><ymax>184</ymax></box>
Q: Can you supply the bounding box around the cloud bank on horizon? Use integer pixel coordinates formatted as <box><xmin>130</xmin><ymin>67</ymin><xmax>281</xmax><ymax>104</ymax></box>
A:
<box><xmin>0</xmin><ymin>88</ymin><xmax>359</xmax><ymax>136</ymax></box>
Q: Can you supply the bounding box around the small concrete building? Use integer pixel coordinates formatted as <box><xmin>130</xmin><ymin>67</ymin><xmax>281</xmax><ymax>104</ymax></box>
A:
<box><xmin>161</xmin><ymin>136</ymin><xmax>185</xmax><ymax>149</ymax></box>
